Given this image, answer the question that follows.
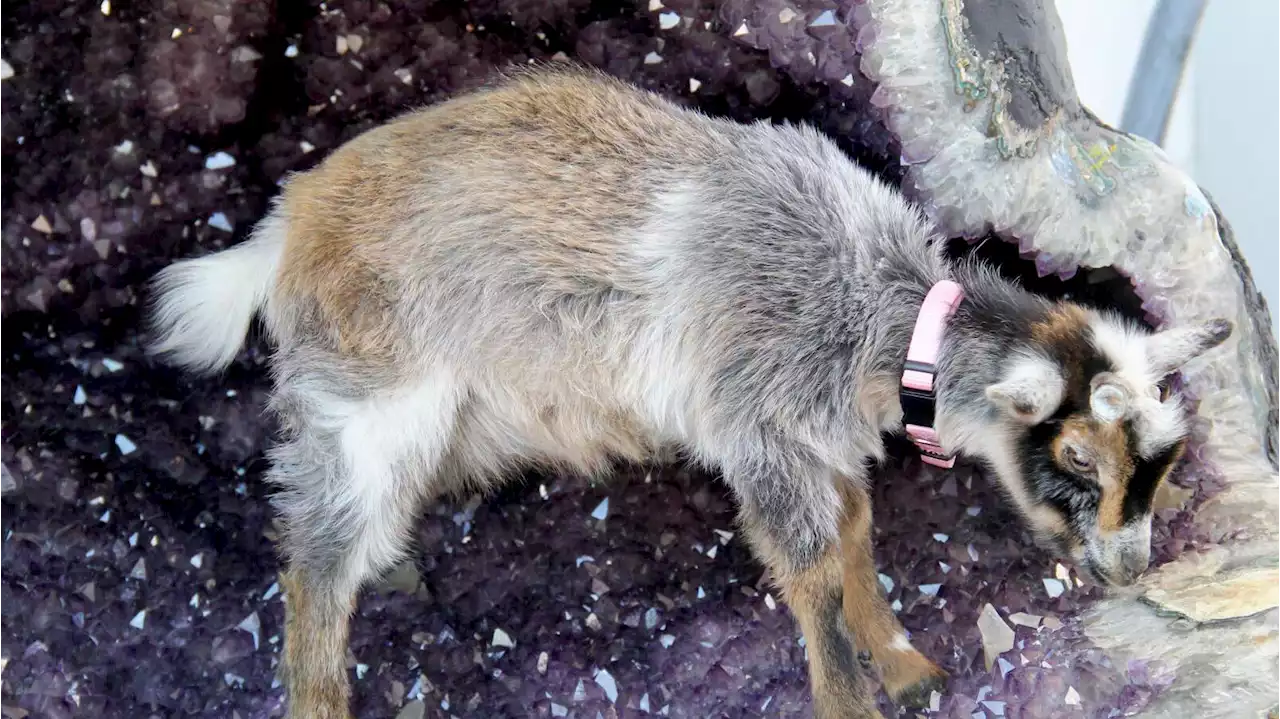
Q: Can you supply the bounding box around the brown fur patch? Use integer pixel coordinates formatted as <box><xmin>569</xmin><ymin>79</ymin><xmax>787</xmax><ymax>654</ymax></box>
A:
<box><xmin>1029</xmin><ymin>305</ymin><xmax>1090</xmax><ymax>348</ymax></box>
<box><xmin>779</xmin><ymin>546</ymin><xmax>883</xmax><ymax>719</ymax></box>
<box><xmin>1029</xmin><ymin>304</ymin><xmax>1093</xmax><ymax>387</ymax></box>
<box><xmin>737</xmin><ymin>509</ymin><xmax>882</xmax><ymax>718</ymax></box>
<box><xmin>280</xmin><ymin>569</ymin><xmax>356</xmax><ymax>719</ymax></box>
<box><xmin>272</xmin><ymin>65</ymin><xmax>705</xmax><ymax>364</ymax></box>
<box><xmin>1052</xmin><ymin>414</ymin><xmax>1134</xmax><ymax>532</ymax></box>
<box><xmin>277</xmin><ymin>147</ymin><xmax>404</xmax><ymax>360</ymax></box>
<box><xmin>838</xmin><ymin>486</ymin><xmax>946</xmax><ymax>703</ymax></box>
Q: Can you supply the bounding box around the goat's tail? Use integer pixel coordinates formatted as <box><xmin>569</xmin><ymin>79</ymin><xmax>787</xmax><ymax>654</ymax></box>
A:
<box><xmin>146</xmin><ymin>213</ymin><xmax>287</xmax><ymax>374</ymax></box>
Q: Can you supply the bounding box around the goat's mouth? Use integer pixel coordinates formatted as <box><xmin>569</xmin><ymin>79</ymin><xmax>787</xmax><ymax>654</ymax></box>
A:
<box><xmin>1076</xmin><ymin>558</ymin><xmax>1134</xmax><ymax>589</ymax></box>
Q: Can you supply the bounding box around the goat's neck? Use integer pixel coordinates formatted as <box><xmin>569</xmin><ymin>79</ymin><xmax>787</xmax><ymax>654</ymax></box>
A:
<box><xmin>931</xmin><ymin>268</ymin><xmax>1054</xmax><ymax>456</ymax></box>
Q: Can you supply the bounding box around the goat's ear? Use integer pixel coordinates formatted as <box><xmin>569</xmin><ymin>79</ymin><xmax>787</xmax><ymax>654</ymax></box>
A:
<box><xmin>1146</xmin><ymin>318</ymin><xmax>1233</xmax><ymax>377</ymax></box>
<box><xmin>985</xmin><ymin>356</ymin><xmax>1064</xmax><ymax>425</ymax></box>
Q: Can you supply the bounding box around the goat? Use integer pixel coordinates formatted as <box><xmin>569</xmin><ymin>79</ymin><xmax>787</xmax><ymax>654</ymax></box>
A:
<box><xmin>147</xmin><ymin>65</ymin><xmax>1231</xmax><ymax>718</ymax></box>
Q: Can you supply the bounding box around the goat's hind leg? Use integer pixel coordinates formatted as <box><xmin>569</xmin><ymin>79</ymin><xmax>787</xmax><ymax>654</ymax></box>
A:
<box><xmin>272</xmin><ymin>376</ymin><xmax>461</xmax><ymax>719</ymax></box>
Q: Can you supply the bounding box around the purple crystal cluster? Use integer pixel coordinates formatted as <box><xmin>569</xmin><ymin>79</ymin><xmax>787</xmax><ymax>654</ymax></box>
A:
<box><xmin>4</xmin><ymin>1</ymin><xmax>1272</xmax><ymax>718</ymax></box>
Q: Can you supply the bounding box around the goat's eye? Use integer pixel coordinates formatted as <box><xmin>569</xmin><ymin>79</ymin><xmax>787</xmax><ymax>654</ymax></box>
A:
<box><xmin>1064</xmin><ymin>446</ymin><xmax>1094</xmax><ymax>474</ymax></box>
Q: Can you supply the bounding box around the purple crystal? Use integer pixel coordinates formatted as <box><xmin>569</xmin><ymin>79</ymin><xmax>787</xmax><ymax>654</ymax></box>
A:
<box><xmin>1034</xmin><ymin>252</ymin><xmax>1058</xmax><ymax>278</ymax></box>
<box><xmin>869</xmin><ymin>84</ymin><xmax>894</xmax><ymax>108</ymax></box>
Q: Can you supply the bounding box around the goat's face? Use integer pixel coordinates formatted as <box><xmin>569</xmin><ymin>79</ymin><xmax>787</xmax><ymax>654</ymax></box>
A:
<box><xmin>970</xmin><ymin>307</ymin><xmax>1232</xmax><ymax>587</ymax></box>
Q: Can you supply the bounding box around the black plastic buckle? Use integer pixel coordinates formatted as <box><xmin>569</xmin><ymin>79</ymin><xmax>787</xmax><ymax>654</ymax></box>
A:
<box><xmin>900</xmin><ymin>360</ymin><xmax>938</xmax><ymax>428</ymax></box>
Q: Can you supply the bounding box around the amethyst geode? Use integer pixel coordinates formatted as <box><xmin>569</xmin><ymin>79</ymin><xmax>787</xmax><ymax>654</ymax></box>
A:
<box><xmin>2</xmin><ymin>1</ymin><xmax>1275</xmax><ymax>718</ymax></box>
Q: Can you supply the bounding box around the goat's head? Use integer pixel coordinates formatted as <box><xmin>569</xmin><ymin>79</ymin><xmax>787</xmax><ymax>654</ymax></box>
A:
<box><xmin>955</xmin><ymin>305</ymin><xmax>1232</xmax><ymax>586</ymax></box>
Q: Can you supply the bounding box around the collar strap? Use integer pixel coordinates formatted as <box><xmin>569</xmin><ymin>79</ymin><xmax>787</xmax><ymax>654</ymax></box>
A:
<box><xmin>901</xmin><ymin>280</ymin><xmax>964</xmax><ymax>468</ymax></box>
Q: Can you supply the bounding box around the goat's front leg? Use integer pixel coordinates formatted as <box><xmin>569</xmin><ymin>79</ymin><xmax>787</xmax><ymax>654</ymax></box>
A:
<box><xmin>838</xmin><ymin>485</ymin><xmax>947</xmax><ymax>706</ymax></box>
<box><xmin>733</xmin><ymin>457</ymin><xmax>882</xmax><ymax>719</ymax></box>
<box><xmin>746</xmin><ymin>533</ymin><xmax>883</xmax><ymax>718</ymax></box>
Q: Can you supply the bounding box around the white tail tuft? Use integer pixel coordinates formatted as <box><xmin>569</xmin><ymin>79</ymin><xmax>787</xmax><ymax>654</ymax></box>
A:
<box><xmin>146</xmin><ymin>213</ymin><xmax>286</xmax><ymax>374</ymax></box>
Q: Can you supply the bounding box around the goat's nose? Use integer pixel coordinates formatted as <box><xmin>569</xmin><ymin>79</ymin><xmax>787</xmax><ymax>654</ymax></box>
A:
<box><xmin>1116</xmin><ymin>551</ymin><xmax>1150</xmax><ymax>585</ymax></box>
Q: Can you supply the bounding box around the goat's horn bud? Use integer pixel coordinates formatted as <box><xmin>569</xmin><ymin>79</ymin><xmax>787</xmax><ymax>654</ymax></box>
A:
<box><xmin>1090</xmin><ymin>383</ymin><xmax>1128</xmax><ymax>423</ymax></box>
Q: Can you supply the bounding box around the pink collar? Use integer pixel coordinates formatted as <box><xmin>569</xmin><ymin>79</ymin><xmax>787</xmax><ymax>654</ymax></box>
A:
<box><xmin>900</xmin><ymin>280</ymin><xmax>964</xmax><ymax>468</ymax></box>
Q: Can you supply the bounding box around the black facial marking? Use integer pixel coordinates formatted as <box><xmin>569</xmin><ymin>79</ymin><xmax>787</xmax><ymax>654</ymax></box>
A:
<box><xmin>1018</xmin><ymin>416</ymin><xmax>1100</xmax><ymax>539</ymax></box>
<box><xmin>815</xmin><ymin>591</ymin><xmax>861</xmax><ymax>682</ymax></box>
<box><xmin>1121</xmin><ymin>425</ymin><xmax>1185</xmax><ymax>523</ymax></box>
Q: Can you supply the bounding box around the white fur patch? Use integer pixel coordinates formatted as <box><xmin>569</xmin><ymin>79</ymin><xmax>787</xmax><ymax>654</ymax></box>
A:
<box><xmin>890</xmin><ymin>633</ymin><xmax>914</xmax><ymax>652</ymax></box>
<box><xmin>148</xmin><ymin>210</ymin><xmax>286</xmax><ymax>373</ymax></box>
<box><xmin>985</xmin><ymin>352</ymin><xmax>1064</xmax><ymax>424</ymax></box>
<box><xmin>318</xmin><ymin>371</ymin><xmax>461</xmax><ymax>589</ymax></box>
<box><xmin>1088</xmin><ymin>317</ymin><xmax>1155</xmax><ymax>383</ymax></box>
<box><xmin>1128</xmin><ymin>393</ymin><xmax>1189</xmax><ymax>457</ymax></box>
<box><xmin>626</xmin><ymin>185</ymin><xmax>700</xmax><ymax>444</ymax></box>
<box><xmin>1105</xmin><ymin>517</ymin><xmax>1152</xmax><ymax>548</ymax></box>
<box><xmin>1088</xmin><ymin>516</ymin><xmax>1152</xmax><ymax>580</ymax></box>
<box><xmin>1088</xmin><ymin>314</ymin><xmax>1186</xmax><ymax>457</ymax></box>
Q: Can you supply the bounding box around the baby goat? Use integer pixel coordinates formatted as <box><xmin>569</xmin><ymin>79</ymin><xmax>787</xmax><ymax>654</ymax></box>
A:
<box><xmin>148</xmin><ymin>66</ymin><xmax>1231</xmax><ymax>718</ymax></box>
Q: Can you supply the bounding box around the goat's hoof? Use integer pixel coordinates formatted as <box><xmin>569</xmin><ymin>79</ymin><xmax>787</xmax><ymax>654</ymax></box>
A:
<box><xmin>886</xmin><ymin>663</ymin><xmax>948</xmax><ymax>709</ymax></box>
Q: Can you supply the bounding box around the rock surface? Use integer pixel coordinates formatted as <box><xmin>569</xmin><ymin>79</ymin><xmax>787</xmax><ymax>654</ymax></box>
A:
<box><xmin>1144</xmin><ymin>566</ymin><xmax>1278</xmax><ymax>624</ymax></box>
<box><xmin>976</xmin><ymin>603</ymin><xmax>1015</xmax><ymax>671</ymax></box>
